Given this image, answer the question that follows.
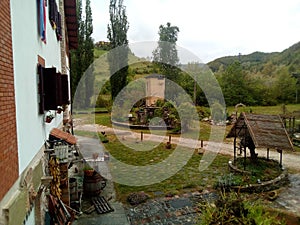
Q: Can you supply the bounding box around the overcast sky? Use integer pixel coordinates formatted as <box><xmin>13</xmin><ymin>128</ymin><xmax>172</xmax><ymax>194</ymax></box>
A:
<box><xmin>90</xmin><ymin>0</ymin><xmax>300</xmax><ymax>63</ymax></box>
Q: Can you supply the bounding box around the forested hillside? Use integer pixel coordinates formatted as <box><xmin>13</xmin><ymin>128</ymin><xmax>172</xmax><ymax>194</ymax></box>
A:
<box><xmin>208</xmin><ymin>42</ymin><xmax>300</xmax><ymax>74</ymax></box>
<box><xmin>208</xmin><ymin>42</ymin><xmax>300</xmax><ymax>106</ymax></box>
<box><xmin>93</xmin><ymin>41</ymin><xmax>300</xmax><ymax>107</ymax></box>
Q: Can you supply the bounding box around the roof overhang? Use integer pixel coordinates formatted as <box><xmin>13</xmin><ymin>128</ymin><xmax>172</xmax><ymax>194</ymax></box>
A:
<box><xmin>64</xmin><ymin>0</ymin><xmax>78</xmax><ymax>49</ymax></box>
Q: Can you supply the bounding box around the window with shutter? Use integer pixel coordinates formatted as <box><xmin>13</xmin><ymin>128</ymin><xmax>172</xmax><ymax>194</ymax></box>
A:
<box><xmin>38</xmin><ymin>65</ymin><xmax>65</xmax><ymax>113</ymax></box>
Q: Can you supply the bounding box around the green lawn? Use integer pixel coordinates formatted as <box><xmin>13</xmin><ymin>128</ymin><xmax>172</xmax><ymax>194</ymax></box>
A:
<box><xmin>98</xmin><ymin>134</ymin><xmax>231</xmax><ymax>203</ymax></box>
<box><xmin>226</xmin><ymin>104</ymin><xmax>300</xmax><ymax>115</ymax></box>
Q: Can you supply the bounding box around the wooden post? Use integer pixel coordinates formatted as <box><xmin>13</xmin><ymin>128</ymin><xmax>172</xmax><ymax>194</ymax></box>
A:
<box><xmin>279</xmin><ymin>149</ymin><xmax>283</xmax><ymax>167</ymax></box>
<box><xmin>244</xmin><ymin>145</ymin><xmax>246</xmax><ymax>171</ymax></box>
<box><xmin>200</xmin><ymin>140</ymin><xmax>203</xmax><ymax>148</ymax></box>
<box><xmin>267</xmin><ymin>148</ymin><xmax>269</xmax><ymax>160</ymax></box>
<box><xmin>169</xmin><ymin>135</ymin><xmax>171</xmax><ymax>144</ymax></box>
<box><xmin>292</xmin><ymin>117</ymin><xmax>295</xmax><ymax>134</ymax></box>
<box><xmin>283</xmin><ymin>118</ymin><xmax>286</xmax><ymax>128</ymax></box>
<box><xmin>141</xmin><ymin>131</ymin><xmax>143</xmax><ymax>142</ymax></box>
<box><xmin>233</xmin><ymin>137</ymin><xmax>236</xmax><ymax>162</ymax></box>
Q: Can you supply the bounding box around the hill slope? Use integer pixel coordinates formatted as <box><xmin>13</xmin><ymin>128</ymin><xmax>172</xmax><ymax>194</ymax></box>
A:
<box><xmin>208</xmin><ymin>41</ymin><xmax>300</xmax><ymax>74</ymax></box>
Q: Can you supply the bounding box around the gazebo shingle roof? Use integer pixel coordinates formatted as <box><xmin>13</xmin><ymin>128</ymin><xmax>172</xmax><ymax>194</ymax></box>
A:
<box><xmin>227</xmin><ymin>113</ymin><xmax>294</xmax><ymax>151</ymax></box>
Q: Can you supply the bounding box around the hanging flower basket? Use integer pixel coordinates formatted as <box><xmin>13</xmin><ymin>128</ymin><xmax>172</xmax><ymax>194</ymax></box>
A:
<box><xmin>45</xmin><ymin>111</ymin><xmax>55</xmax><ymax>123</ymax></box>
<box><xmin>45</xmin><ymin>116</ymin><xmax>54</xmax><ymax>123</ymax></box>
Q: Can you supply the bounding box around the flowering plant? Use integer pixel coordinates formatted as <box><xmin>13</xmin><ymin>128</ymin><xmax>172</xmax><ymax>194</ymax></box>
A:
<box><xmin>45</xmin><ymin>111</ymin><xmax>55</xmax><ymax>123</ymax></box>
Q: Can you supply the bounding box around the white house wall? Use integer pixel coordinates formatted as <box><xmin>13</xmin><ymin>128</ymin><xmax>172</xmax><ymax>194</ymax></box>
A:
<box><xmin>10</xmin><ymin>0</ymin><xmax>63</xmax><ymax>173</ymax></box>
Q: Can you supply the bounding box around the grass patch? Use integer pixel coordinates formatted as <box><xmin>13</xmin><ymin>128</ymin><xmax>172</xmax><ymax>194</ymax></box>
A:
<box><xmin>74</xmin><ymin>113</ymin><xmax>112</xmax><ymax>127</ymax></box>
<box><xmin>95</xmin><ymin>113</ymin><xmax>112</xmax><ymax>127</ymax></box>
<box><xmin>226</xmin><ymin>104</ymin><xmax>300</xmax><ymax>115</ymax></box>
<box><xmin>73</xmin><ymin>130</ymin><xmax>98</xmax><ymax>138</ymax></box>
<box><xmin>105</xmin><ymin>135</ymin><xmax>173</xmax><ymax>166</ymax></box>
<box><xmin>101</xmin><ymin>134</ymin><xmax>231</xmax><ymax>203</ymax></box>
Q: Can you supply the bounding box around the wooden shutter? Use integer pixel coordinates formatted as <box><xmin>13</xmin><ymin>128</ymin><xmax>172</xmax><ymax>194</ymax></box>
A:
<box><xmin>43</xmin><ymin>67</ymin><xmax>58</xmax><ymax>110</ymax></box>
<box><xmin>38</xmin><ymin>64</ymin><xmax>45</xmax><ymax>114</ymax></box>
<box><xmin>56</xmin><ymin>72</ymin><xmax>62</xmax><ymax>106</ymax></box>
<box><xmin>61</xmin><ymin>74</ymin><xmax>70</xmax><ymax>105</ymax></box>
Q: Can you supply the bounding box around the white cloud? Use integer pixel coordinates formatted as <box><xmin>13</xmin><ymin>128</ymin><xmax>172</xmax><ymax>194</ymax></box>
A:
<box><xmin>91</xmin><ymin>0</ymin><xmax>300</xmax><ymax>62</ymax></box>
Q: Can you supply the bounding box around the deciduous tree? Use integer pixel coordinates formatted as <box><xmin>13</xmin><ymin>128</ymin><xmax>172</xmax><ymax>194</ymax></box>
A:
<box><xmin>71</xmin><ymin>0</ymin><xmax>94</xmax><ymax>108</ymax></box>
<box><xmin>152</xmin><ymin>22</ymin><xmax>180</xmax><ymax>82</ymax></box>
<box><xmin>107</xmin><ymin>0</ymin><xmax>129</xmax><ymax>100</ymax></box>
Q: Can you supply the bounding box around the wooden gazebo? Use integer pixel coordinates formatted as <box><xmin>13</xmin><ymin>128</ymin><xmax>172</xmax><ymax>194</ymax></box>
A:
<box><xmin>227</xmin><ymin>113</ymin><xmax>294</xmax><ymax>167</ymax></box>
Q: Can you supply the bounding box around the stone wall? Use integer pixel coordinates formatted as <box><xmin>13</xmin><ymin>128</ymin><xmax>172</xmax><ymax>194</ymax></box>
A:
<box><xmin>228</xmin><ymin>160</ymin><xmax>289</xmax><ymax>192</ymax></box>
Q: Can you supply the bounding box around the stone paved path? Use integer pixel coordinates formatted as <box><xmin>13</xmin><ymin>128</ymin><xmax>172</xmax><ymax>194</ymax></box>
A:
<box><xmin>127</xmin><ymin>198</ymin><xmax>197</xmax><ymax>225</ymax></box>
<box><xmin>126</xmin><ymin>192</ymin><xmax>219</xmax><ymax>225</ymax></box>
<box><xmin>73</xmin><ymin>136</ymin><xmax>130</xmax><ymax>225</ymax></box>
<box><xmin>273</xmin><ymin>174</ymin><xmax>300</xmax><ymax>215</ymax></box>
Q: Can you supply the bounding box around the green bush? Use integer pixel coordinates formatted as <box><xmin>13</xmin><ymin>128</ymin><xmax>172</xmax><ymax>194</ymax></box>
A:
<box><xmin>96</xmin><ymin>95</ymin><xmax>112</xmax><ymax>112</ymax></box>
<box><xmin>197</xmin><ymin>191</ymin><xmax>285</xmax><ymax>225</ymax></box>
<box><xmin>196</xmin><ymin>106</ymin><xmax>211</xmax><ymax>120</ymax></box>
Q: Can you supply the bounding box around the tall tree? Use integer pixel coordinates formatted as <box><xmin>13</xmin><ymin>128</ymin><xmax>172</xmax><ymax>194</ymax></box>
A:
<box><xmin>84</xmin><ymin>0</ymin><xmax>94</xmax><ymax>107</ymax></box>
<box><xmin>220</xmin><ymin>61</ymin><xmax>254</xmax><ymax>106</ymax></box>
<box><xmin>273</xmin><ymin>66</ymin><xmax>297</xmax><ymax>103</ymax></box>
<box><xmin>152</xmin><ymin>22</ymin><xmax>180</xmax><ymax>82</ymax></box>
<box><xmin>71</xmin><ymin>0</ymin><xmax>84</xmax><ymax>107</ymax></box>
<box><xmin>107</xmin><ymin>0</ymin><xmax>129</xmax><ymax>100</ymax></box>
<box><xmin>70</xmin><ymin>0</ymin><xmax>94</xmax><ymax>108</ymax></box>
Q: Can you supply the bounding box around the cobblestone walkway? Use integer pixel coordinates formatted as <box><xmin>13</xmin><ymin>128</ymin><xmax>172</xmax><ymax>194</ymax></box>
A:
<box><xmin>126</xmin><ymin>192</ymin><xmax>218</xmax><ymax>225</ymax></box>
<box><xmin>274</xmin><ymin>174</ymin><xmax>300</xmax><ymax>215</ymax></box>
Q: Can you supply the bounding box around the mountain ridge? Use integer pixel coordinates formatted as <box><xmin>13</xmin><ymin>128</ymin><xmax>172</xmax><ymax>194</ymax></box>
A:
<box><xmin>207</xmin><ymin>41</ymin><xmax>300</xmax><ymax>74</ymax></box>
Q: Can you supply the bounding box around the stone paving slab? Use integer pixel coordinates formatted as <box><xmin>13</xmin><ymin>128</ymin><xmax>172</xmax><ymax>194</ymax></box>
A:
<box><xmin>125</xmin><ymin>192</ymin><xmax>219</xmax><ymax>225</ymax></box>
<box><xmin>73</xmin><ymin>202</ymin><xmax>130</xmax><ymax>225</ymax></box>
<box><xmin>274</xmin><ymin>174</ymin><xmax>300</xmax><ymax>215</ymax></box>
<box><xmin>74</xmin><ymin>136</ymin><xmax>130</xmax><ymax>225</ymax></box>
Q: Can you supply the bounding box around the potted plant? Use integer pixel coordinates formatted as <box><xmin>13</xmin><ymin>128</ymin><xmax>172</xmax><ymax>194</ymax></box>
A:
<box><xmin>57</xmin><ymin>106</ymin><xmax>63</xmax><ymax>114</ymax></box>
<box><xmin>45</xmin><ymin>111</ymin><xmax>55</xmax><ymax>123</ymax></box>
<box><xmin>83</xmin><ymin>165</ymin><xmax>94</xmax><ymax>177</ymax></box>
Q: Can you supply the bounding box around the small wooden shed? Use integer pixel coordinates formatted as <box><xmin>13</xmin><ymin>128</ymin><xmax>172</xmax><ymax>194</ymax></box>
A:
<box><xmin>227</xmin><ymin>112</ymin><xmax>294</xmax><ymax>167</ymax></box>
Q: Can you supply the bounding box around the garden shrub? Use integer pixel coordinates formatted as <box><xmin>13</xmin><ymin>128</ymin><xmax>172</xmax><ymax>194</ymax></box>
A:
<box><xmin>197</xmin><ymin>191</ymin><xmax>285</xmax><ymax>225</ymax></box>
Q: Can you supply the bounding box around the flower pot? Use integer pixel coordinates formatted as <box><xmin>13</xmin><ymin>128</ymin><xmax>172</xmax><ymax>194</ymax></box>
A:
<box><xmin>84</xmin><ymin>169</ymin><xmax>94</xmax><ymax>177</ymax></box>
<box><xmin>45</xmin><ymin>117</ymin><xmax>53</xmax><ymax>123</ymax></box>
<box><xmin>57</xmin><ymin>108</ymin><xmax>63</xmax><ymax>114</ymax></box>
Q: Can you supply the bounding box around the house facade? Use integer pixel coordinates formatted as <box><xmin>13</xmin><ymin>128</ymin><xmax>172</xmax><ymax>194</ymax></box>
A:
<box><xmin>0</xmin><ymin>0</ymin><xmax>77</xmax><ymax>224</ymax></box>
